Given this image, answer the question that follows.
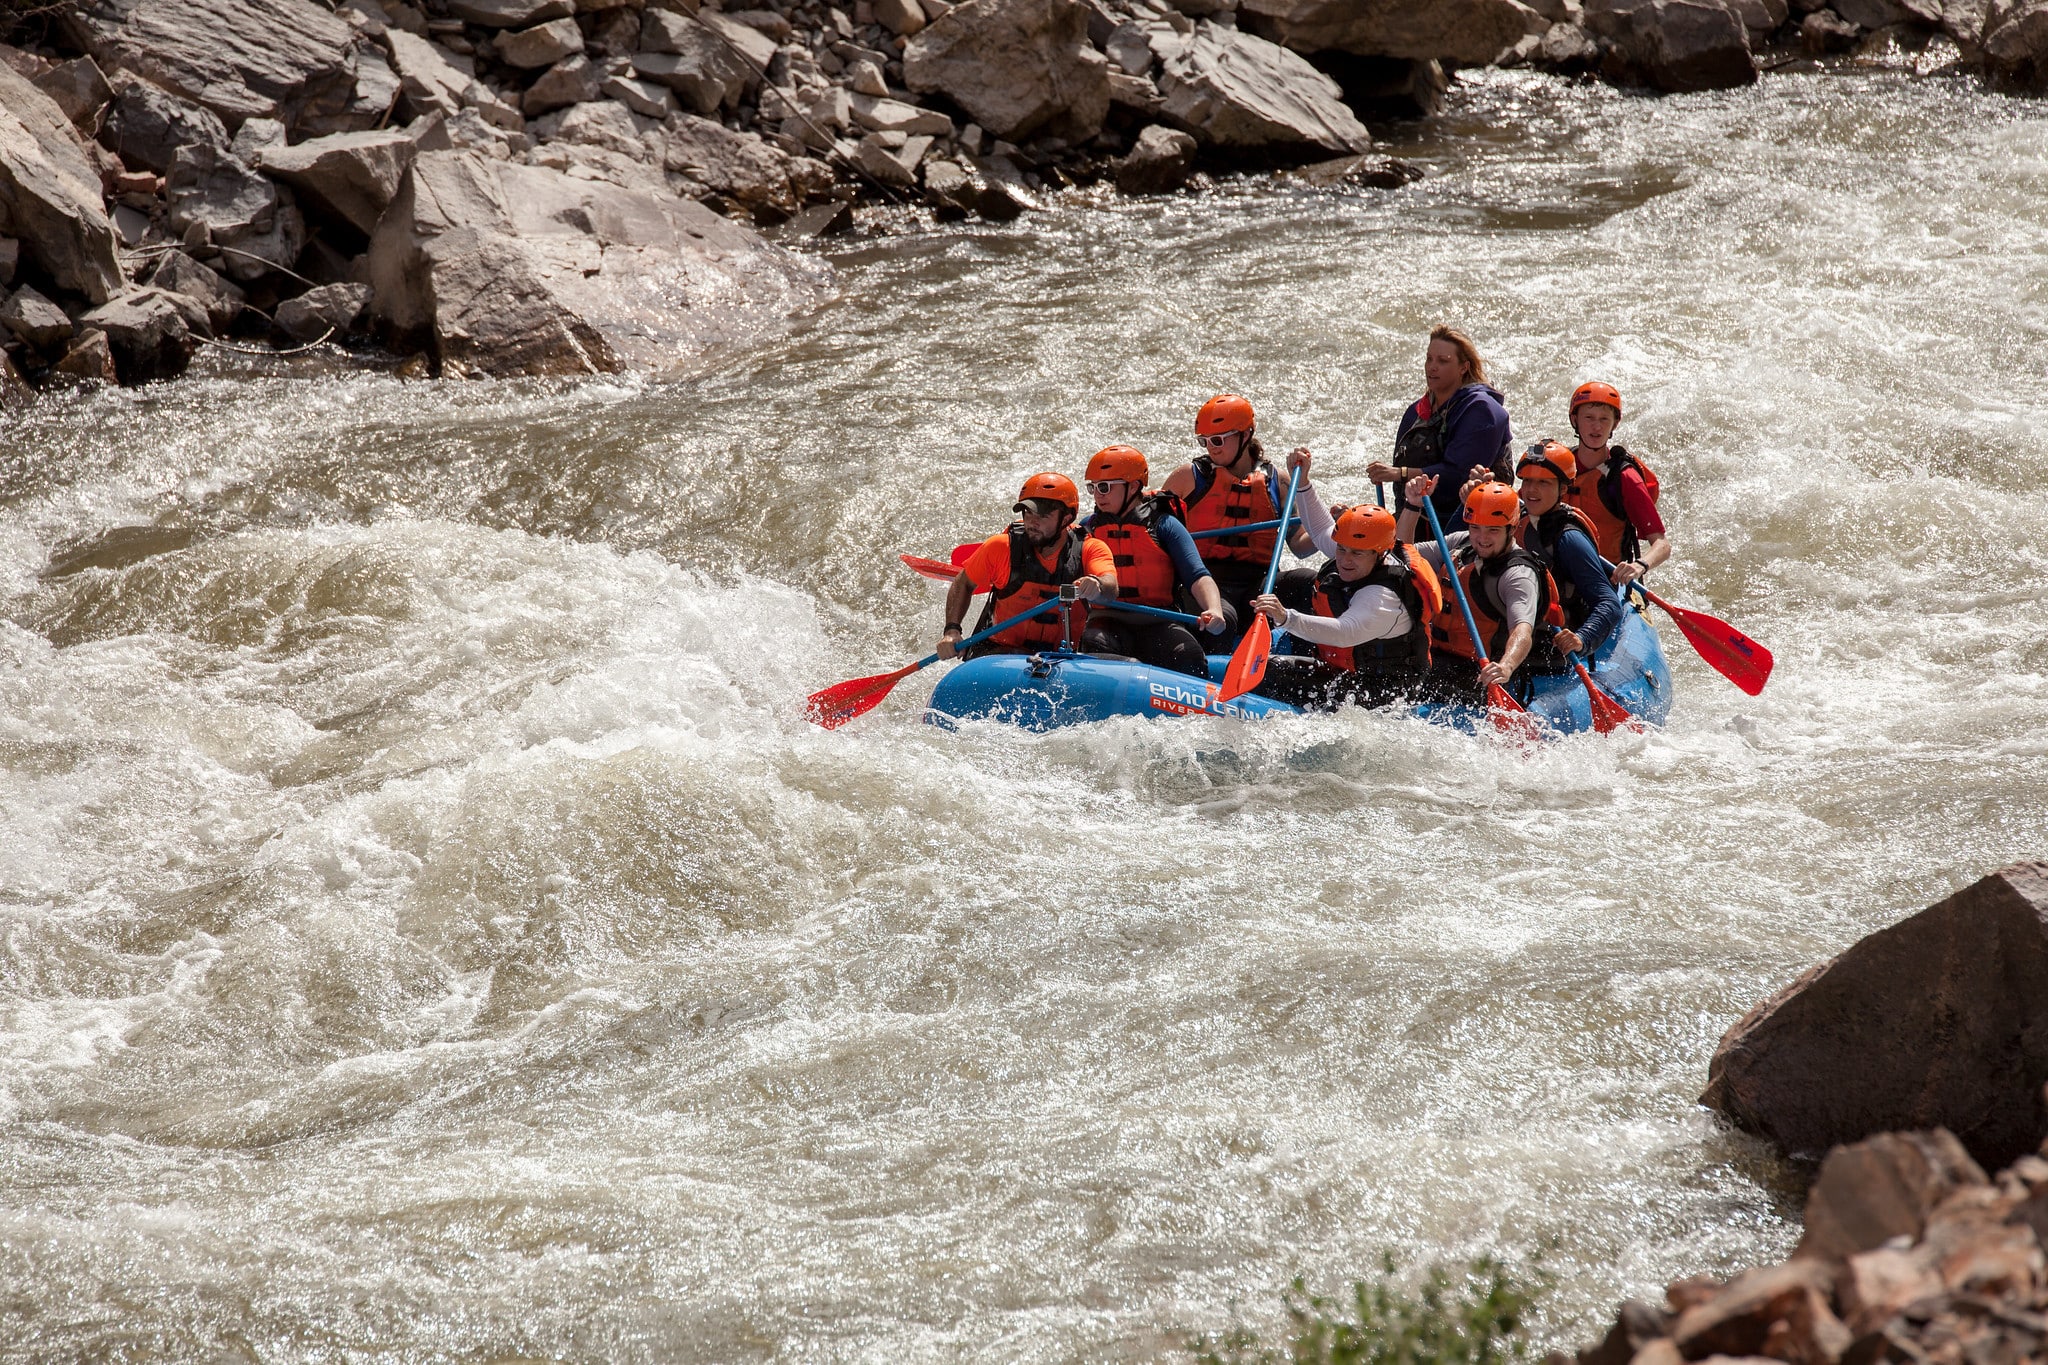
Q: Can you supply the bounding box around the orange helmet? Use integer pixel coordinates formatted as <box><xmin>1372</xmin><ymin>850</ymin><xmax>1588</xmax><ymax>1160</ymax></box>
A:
<box><xmin>1515</xmin><ymin>439</ymin><xmax>1576</xmax><ymax>483</ymax></box>
<box><xmin>1085</xmin><ymin>445</ymin><xmax>1149</xmax><ymax>486</ymax></box>
<box><xmin>1195</xmin><ymin>394</ymin><xmax>1255</xmax><ymax>436</ymax></box>
<box><xmin>1462</xmin><ymin>481</ymin><xmax>1521</xmax><ymax>527</ymax></box>
<box><xmin>1331</xmin><ymin>505</ymin><xmax>1397</xmax><ymax>554</ymax></box>
<box><xmin>1014</xmin><ymin>472</ymin><xmax>1079</xmax><ymax>514</ymax></box>
<box><xmin>1570</xmin><ymin>381</ymin><xmax>1621</xmax><ymax>421</ymax></box>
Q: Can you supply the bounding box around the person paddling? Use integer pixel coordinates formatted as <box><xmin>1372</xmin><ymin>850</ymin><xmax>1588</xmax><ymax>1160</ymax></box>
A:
<box><xmin>1159</xmin><ymin>394</ymin><xmax>1316</xmax><ymax>643</ymax></box>
<box><xmin>1399</xmin><ymin>475</ymin><xmax>1563</xmax><ymax>701</ymax></box>
<box><xmin>1369</xmin><ymin>326</ymin><xmax>1515</xmax><ymax>533</ymax></box>
<box><xmin>1565</xmin><ymin>382</ymin><xmax>1669</xmax><ymax>586</ymax></box>
<box><xmin>1077</xmin><ymin>445</ymin><xmax>1230</xmax><ymax>678</ymax></box>
<box><xmin>1246</xmin><ymin>449</ymin><xmax>1444</xmax><ymax>710</ymax></box>
<box><xmin>1513</xmin><ymin>440</ymin><xmax>1624</xmax><ymax>660</ymax></box>
<box><xmin>938</xmin><ymin>473</ymin><xmax>1116</xmax><ymax>660</ymax></box>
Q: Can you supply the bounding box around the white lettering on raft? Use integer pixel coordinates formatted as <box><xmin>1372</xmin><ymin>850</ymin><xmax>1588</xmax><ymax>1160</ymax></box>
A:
<box><xmin>1147</xmin><ymin>679</ymin><xmax>1262</xmax><ymax>720</ymax></box>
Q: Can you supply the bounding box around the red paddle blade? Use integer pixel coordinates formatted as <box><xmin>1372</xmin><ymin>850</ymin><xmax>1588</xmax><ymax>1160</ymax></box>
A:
<box><xmin>1486</xmin><ymin>683</ymin><xmax>1544</xmax><ymax>741</ymax></box>
<box><xmin>1574</xmin><ymin>663</ymin><xmax>1639</xmax><ymax>735</ymax></box>
<box><xmin>1665</xmin><ymin>603</ymin><xmax>1773</xmax><ymax>696</ymax></box>
<box><xmin>1215</xmin><ymin>614</ymin><xmax>1271</xmax><ymax>703</ymax></box>
<box><xmin>949</xmin><ymin>543</ymin><xmax>978</xmax><ymax>568</ymax></box>
<box><xmin>901</xmin><ymin>553</ymin><xmax>959</xmax><ymax>583</ymax></box>
<box><xmin>804</xmin><ymin>663</ymin><xmax>919</xmax><ymax>729</ymax></box>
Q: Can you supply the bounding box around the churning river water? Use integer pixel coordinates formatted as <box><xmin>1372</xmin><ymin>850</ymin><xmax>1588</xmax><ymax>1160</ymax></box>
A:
<box><xmin>6</xmin><ymin>64</ymin><xmax>2048</xmax><ymax>1363</ymax></box>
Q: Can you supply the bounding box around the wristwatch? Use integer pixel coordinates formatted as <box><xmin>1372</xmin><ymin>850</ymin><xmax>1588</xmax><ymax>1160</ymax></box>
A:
<box><xmin>944</xmin><ymin>622</ymin><xmax>962</xmax><ymax>634</ymax></box>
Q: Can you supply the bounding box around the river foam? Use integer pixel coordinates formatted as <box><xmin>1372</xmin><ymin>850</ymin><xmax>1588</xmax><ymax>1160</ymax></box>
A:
<box><xmin>4</xmin><ymin>67</ymin><xmax>2048</xmax><ymax>1361</ymax></box>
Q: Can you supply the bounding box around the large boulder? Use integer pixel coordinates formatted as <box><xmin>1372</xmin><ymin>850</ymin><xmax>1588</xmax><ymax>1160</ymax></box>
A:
<box><xmin>0</xmin><ymin>61</ymin><xmax>124</xmax><ymax>304</ymax></box>
<box><xmin>63</xmin><ymin>0</ymin><xmax>367</xmax><ymax>134</ymax></box>
<box><xmin>1983</xmin><ymin>0</ymin><xmax>2048</xmax><ymax>91</ymax></box>
<box><xmin>257</xmin><ymin>128</ymin><xmax>416</xmax><ymax>235</ymax></box>
<box><xmin>661</xmin><ymin>116</ymin><xmax>800</xmax><ymax>213</ymax></box>
<box><xmin>80</xmin><ymin>286</ymin><xmax>204</xmax><ymax>382</ymax></box>
<box><xmin>147</xmin><ymin>248</ymin><xmax>243</xmax><ymax>333</ymax></box>
<box><xmin>1155</xmin><ymin>22</ymin><xmax>1371</xmax><ymax>158</ymax></box>
<box><xmin>101</xmin><ymin>70</ymin><xmax>229</xmax><ymax>174</ymax></box>
<box><xmin>165</xmin><ymin>142</ymin><xmax>306</xmax><ymax>280</ymax></box>
<box><xmin>1237</xmin><ymin>0</ymin><xmax>1546</xmax><ymax>64</ymax></box>
<box><xmin>1703</xmin><ymin>861</ymin><xmax>2048</xmax><ymax>1170</ymax></box>
<box><xmin>1581</xmin><ymin>0</ymin><xmax>1757</xmax><ymax>91</ymax></box>
<box><xmin>904</xmin><ymin>0</ymin><xmax>1111</xmax><ymax>143</ymax></box>
<box><xmin>365</xmin><ymin>149</ymin><xmax>828</xmax><ymax>377</ymax></box>
<box><xmin>1114</xmin><ymin>122</ymin><xmax>1197</xmax><ymax>194</ymax></box>
<box><xmin>274</xmin><ymin>281</ymin><xmax>371</xmax><ymax>342</ymax></box>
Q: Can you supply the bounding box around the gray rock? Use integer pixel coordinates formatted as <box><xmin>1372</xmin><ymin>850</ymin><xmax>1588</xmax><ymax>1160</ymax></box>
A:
<box><xmin>698</xmin><ymin>11</ymin><xmax>779</xmax><ymax>84</ymax></box>
<box><xmin>444</xmin><ymin>0</ymin><xmax>572</xmax><ymax>26</ymax></box>
<box><xmin>631</xmin><ymin>52</ymin><xmax>734</xmax><ymax>116</ymax></box>
<box><xmin>231</xmin><ymin>116</ymin><xmax>287</xmax><ymax>162</ymax></box>
<box><xmin>535</xmin><ymin>100</ymin><xmax>657</xmax><ymax>160</ymax></box>
<box><xmin>1983</xmin><ymin>0</ymin><xmax>2048</xmax><ymax>89</ymax></box>
<box><xmin>586</xmin><ymin>6</ymin><xmax>643</xmax><ymax>56</ymax></box>
<box><xmin>1106</xmin><ymin>20</ymin><xmax>1158</xmax><ymax>71</ymax></box>
<box><xmin>1236</xmin><ymin>0</ymin><xmax>1546</xmax><ymax>64</ymax></box>
<box><xmin>147</xmin><ymin>248</ymin><xmax>244</xmax><ymax>332</ymax></box>
<box><xmin>726</xmin><ymin>8</ymin><xmax>795</xmax><ymax>40</ymax></box>
<box><xmin>0</xmin><ymin>62</ymin><xmax>126</xmax><ymax>304</ymax></box>
<box><xmin>0</xmin><ymin>236</ymin><xmax>18</xmax><ymax>287</ymax></box>
<box><xmin>903</xmin><ymin>0</ymin><xmax>1110</xmax><ymax>142</ymax></box>
<box><xmin>1833</xmin><ymin>0</ymin><xmax>1912</xmax><ymax>23</ymax></box>
<box><xmin>1114</xmin><ymin>122</ymin><xmax>1196</xmax><ymax>194</ymax></box>
<box><xmin>1155</xmin><ymin>21</ymin><xmax>1371</xmax><ymax>156</ymax></box>
<box><xmin>601</xmin><ymin>74</ymin><xmax>678</xmax><ymax>119</ymax></box>
<box><xmin>1108</xmin><ymin>68</ymin><xmax>1167</xmax><ymax>113</ymax></box>
<box><xmin>385</xmin><ymin>29</ymin><xmax>521</xmax><ymax>128</ymax></box>
<box><xmin>849</xmin><ymin>92</ymin><xmax>953</xmax><ymax>135</ymax></box>
<box><xmin>920</xmin><ymin>156</ymin><xmax>975</xmax><ymax>216</ymax></box>
<box><xmin>412</xmin><ymin>106</ymin><xmax>525</xmax><ymax>158</ymax></box>
<box><xmin>166</xmin><ymin>142</ymin><xmax>306</xmax><ymax>281</ymax></box>
<box><xmin>274</xmin><ymin>281</ymin><xmax>372</xmax><ymax>341</ymax></box>
<box><xmin>33</xmin><ymin>56</ymin><xmax>114</xmax><ymax>135</ymax></box>
<box><xmin>855</xmin><ymin>129</ymin><xmax>932</xmax><ymax>187</ymax></box>
<box><xmin>662</xmin><ymin>114</ymin><xmax>798</xmax><ymax>211</ymax></box>
<box><xmin>81</xmin><ymin>286</ymin><xmax>203</xmax><ymax>382</ymax></box>
<box><xmin>64</xmin><ymin>0</ymin><xmax>360</xmax><ymax>134</ymax></box>
<box><xmin>495</xmin><ymin>17</ymin><xmax>584</xmax><ymax>68</ymax></box>
<box><xmin>51</xmin><ymin>327</ymin><xmax>117</xmax><ymax>386</ymax></box>
<box><xmin>1582</xmin><ymin>0</ymin><xmax>1758</xmax><ymax>90</ymax></box>
<box><xmin>2</xmin><ymin>283</ymin><xmax>76</xmax><ymax>351</ymax></box>
<box><xmin>523</xmin><ymin>54</ymin><xmax>602</xmax><ymax>115</ymax></box>
<box><xmin>102</xmin><ymin>70</ymin><xmax>229</xmax><ymax>174</ymax></box>
<box><xmin>257</xmin><ymin>128</ymin><xmax>416</xmax><ymax>236</ymax></box>
<box><xmin>1537</xmin><ymin>18</ymin><xmax>1603</xmax><ymax>65</ymax></box>
<box><xmin>365</xmin><ymin>148</ymin><xmax>829</xmax><ymax>375</ymax></box>
<box><xmin>846</xmin><ymin>57</ymin><xmax>891</xmax><ymax>94</ymax></box>
<box><xmin>1726</xmin><ymin>0</ymin><xmax>1790</xmax><ymax>30</ymax></box>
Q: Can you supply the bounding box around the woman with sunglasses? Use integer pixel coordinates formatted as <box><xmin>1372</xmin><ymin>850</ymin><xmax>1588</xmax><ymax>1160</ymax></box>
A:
<box><xmin>1368</xmin><ymin>326</ymin><xmax>1515</xmax><ymax>534</ymax></box>
<box><xmin>1078</xmin><ymin>445</ymin><xmax>1230</xmax><ymax>678</ymax></box>
<box><xmin>1159</xmin><ymin>393</ymin><xmax>1318</xmax><ymax>646</ymax></box>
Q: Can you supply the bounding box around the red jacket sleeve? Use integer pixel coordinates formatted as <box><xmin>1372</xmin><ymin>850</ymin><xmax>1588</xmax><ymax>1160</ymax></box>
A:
<box><xmin>1619</xmin><ymin>468</ymin><xmax>1665</xmax><ymax>539</ymax></box>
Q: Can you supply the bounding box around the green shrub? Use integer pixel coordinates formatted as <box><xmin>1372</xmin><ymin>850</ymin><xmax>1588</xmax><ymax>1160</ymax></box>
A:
<box><xmin>1189</xmin><ymin>1253</ymin><xmax>1550</xmax><ymax>1365</ymax></box>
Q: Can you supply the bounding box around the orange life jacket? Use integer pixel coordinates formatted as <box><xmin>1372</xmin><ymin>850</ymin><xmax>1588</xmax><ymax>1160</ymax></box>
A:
<box><xmin>1429</xmin><ymin>544</ymin><xmax>1562</xmax><ymax>667</ymax></box>
<box><xmin>1517</xmin><ymin>502</ymin><xmax>1601</xmax><ymax>631</ymax></box>
<box><xmin>1183</xmin><ymin>454</ymin><xmax>1281</xmax><ymax>567</ymax></box>
<box><xmin>1310</xmin><ymin>544</ymin><xmax>1443</xmax><ymax>673</ymax></box>
<box><xmin>1087</xmin><ymin>491</ymin><xmax>1189</xmax><ymax>610</ymax></box>
<box><xmin>973</xmin><ymin>524</ymin><xmax>1091</xmax><ymax>651</ymax></box>
<box><xmin>1566</xmin><ymin>444</ymin><xmax>1660</xmax><ymax>564</ymax></box>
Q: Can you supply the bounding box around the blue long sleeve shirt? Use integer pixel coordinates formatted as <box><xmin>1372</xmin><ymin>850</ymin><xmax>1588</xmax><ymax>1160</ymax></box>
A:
<box><xmin>1550</xmin><ymin>525</ymin><xmax>1623</xmax><ymax>655</ymax></box>
<box><xmin>1393</xmin><ymin>384</ymin><xmax>1514</xmax><ymax>532</ymax></box>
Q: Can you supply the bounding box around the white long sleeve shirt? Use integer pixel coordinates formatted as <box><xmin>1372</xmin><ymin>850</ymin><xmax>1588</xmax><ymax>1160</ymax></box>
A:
<box><xmin>1278</xmin><ymin>482</ymin><xmax>1414</xmax><ymax>648</ymax></box>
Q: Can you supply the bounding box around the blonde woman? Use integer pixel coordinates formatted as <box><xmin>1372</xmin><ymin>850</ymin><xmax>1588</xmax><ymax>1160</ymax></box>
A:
<box><xmin>1367</xmin><ymin>325</ymin><xmax>1514</xmax><ymax>533</ymax></box>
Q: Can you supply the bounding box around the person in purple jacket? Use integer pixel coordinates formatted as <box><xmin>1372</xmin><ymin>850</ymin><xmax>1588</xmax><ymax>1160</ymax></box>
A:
<box><xmin>1369</xmin><ymin>326</ymin><xmax>1516</xmax><ymax>534</ymax></box>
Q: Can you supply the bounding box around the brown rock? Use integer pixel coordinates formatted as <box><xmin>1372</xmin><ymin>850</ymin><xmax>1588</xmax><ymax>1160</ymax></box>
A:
<box><xmin>1672</xmin><ymin>1261</ymin><xmax>1835</xmax><ymax>1360</ymax></box>
<box><xmin>146</xmin><ymin>249</ymin><xmax>243</xmax><ymax>333</ymax></box>
<box><xmin>80</xmin><ymin>286</ymin><xmax>202</xmax><ymax>382</ymax></box>
<box><xmin>1581</xmin><ymin>0</ymin><xmax>1758</xmax><ymax>92</ymax></box>
<box><xmin>33</xmin><ymin>56</ymin><xmax>113</xmax><ymax>134</ymax></box>
<box><xmin>662</xmin><ymin>115</ymin><xmax>798</xmax><ymax>212</ymax></box>
<box><xmin>903</xmin><ymin>0</ymin><xmax>1110</xmax><ymax>142</ymax></box>
<box><xmin>494</xmin><ymin>17</ymin><xmax>584</xmax><ymax>68</ymax></box>
<box><xmin>257</xmin><ymin>128</ymin><xmax>417</xmax><ymax>236</ymax></box>
<box><xmin>1667</xmin><ymin>1275</ymin><xmax>1726</xmax><ymax>1314</ymax></box>
<box><xmin>1237</xmin><ymin>0</ymin><xmax>1544</xmax><ymax>64</ymax></box>
<box><xmin>1153</xmin><ymin>20</ymin><xmax>1371</xmax><ymax>157</ymax></box>
<box><xmin>1919</xmin><ymin>1185</ymin><xmax>2044</xmax><ymax>1297</ymax></box>
<box><xmin>0</xmin><ymin>61</ymin><xmax>126</xmax><ymax>304</ymax></box>
<box><xmin>3</xmin><ymin>284</ymin><xmax>75</xmax><ymax>352</ymax></box>
<box><xmin>101</xmin><ymin>70</ymin><xmax>229</xmax><ymax>175</ymax></box>
<box><xmin>1702</xmin><ymin>862</ymin><xmax>2048</xmax><ymax>1171</ymax></box>
<box><xmin>1984</xmin><ymin>0</ymin><xmax>2048</xmax><ymax>91</ymax></box>
<box><xmin>523</xmin><ymin>54</ymin><xmax>602</xmax><ymax>115</ymax></box>
<box><xmin>51</xmin><ymin>326</ymin><xmax>117</xmax><ymax>386</ymax></box>
<box><xmin>1579</xmin><ymin>1299</ymin><xmax>1672</xmax><ymax>1365</ymax></box>
<box><xmin>1837</xmin><ymin>1247</ymin><xmax>1943</xmax><ymax>1336</ymax></box>
<box><xmin>1796</xmin><ymin>1130</ymin><xmax>1989</xmax><ymax>1264</ymax></box>
<box><xmin>1113</xmin><ymin>122</ymin><xmax>1196</xmax><ymax>194</ymax></box>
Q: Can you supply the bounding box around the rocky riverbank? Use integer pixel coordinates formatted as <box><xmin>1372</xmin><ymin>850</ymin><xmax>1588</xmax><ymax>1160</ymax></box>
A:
<box><xmin>1560</xmin><ymin>862</ymin><xmax>2048</xmax><ymax>1365</ymax></box>
<box><xmin>1</xmin><ymin>0</ymin><xmax>2046</xmax><ymax>393</ymax></box>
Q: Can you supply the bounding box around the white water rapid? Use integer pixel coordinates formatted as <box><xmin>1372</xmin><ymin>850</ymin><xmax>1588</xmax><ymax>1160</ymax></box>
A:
<box><xmin>5</xmin><ymin>67</ymin><xmax>2048</xmax><ymax>1362</ymax></box>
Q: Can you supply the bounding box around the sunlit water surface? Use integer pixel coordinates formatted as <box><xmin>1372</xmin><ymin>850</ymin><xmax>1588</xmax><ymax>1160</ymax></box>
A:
<box><xmin>5</xmin><ymin>67</ymin><xmax>2048</xmax><ymax>1362</ymax></box>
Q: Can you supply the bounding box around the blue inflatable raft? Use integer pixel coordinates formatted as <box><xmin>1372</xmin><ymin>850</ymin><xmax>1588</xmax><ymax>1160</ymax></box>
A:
<box><xmin>925</xmin><ymin>604</ymin><xmax>1673</xmax><ymax>735</ymax></box>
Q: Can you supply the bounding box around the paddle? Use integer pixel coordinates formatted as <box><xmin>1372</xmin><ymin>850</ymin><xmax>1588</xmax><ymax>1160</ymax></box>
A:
<box><xmin>901</xmin><ymin>553</ymin><xmax>960</xmax><ymax>583</ymax></box>
<box><xmin>1419</xmin><ymin>495</ymin><xmax>1542</xmax><ymax>739</ymax></box>
<box><xmin>1567</xmin><ymin>651</ymin><xmax>1638</xmax><ymax>734</ymax></box>
<box><xmin>1627</xmin><ymin>581</ymin><xmax>1773</xmax><ymax>696</ymax></box>
<box><xmin>1091</xmin><ymin>599</ymin><xmax>1207</xmax><ymax>628</ymax></box>
<box><xmin>1216</xmin><ymin>465</ymin><xmax>1304</xmax><ymax>703</ymax></box>
<box><xmin>804</xmin><ymin>596</ymin><xmax>1062</xmax><ymax>730</ymax></box>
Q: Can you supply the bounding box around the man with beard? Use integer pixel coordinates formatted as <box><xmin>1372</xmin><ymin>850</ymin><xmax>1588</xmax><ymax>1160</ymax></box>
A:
<box><xmin>938</xmin><ymin>473</ymin><xmax>1118</xmax><ymax>660</ymax></box>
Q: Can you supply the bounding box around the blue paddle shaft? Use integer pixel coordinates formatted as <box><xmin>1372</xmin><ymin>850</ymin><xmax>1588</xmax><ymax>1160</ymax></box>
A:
<box><xmin>1189</xmin><ymin>518</ymin><xmax>1282</xmax><ymax>542</ymax></box>
<box><xmin>918</xmin><ymin>595</ymin><xmax>1062</xmax><ymax>668</ymax></box>
<box><xmin>1260</xmin><ymin>465</ymin><xmax>1305</xmax><ymax>598</ymax></box>
<box><xmin>1095</xmin><ymin>599</ymin><xmax>1206</xmax><ymax>628</ymax></box>
<box><xmin>1420</xmin><ymin>494</ymin><xmax>1495</xmax><ymax>668</ymax></box>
